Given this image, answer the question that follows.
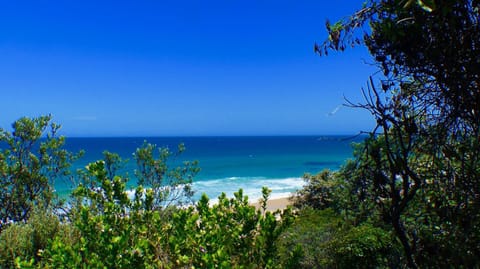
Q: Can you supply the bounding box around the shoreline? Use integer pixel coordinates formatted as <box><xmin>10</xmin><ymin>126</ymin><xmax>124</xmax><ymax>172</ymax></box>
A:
<box><xmin>251</xmin><ymin>196</ymin><xmax>292</xmax><ymax>211</ymax></box>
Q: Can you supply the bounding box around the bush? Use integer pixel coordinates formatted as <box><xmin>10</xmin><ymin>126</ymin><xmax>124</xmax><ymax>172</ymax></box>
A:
<box><xmin>0</xmin><ymin>222</ymin><xmax>34</xmax><ymax>268</ymax></box>
<box><xmin>168</xmin><ymin>189</ymin><xmax>294</xmax><ymax>268</ymax></box>
<box><xmin>291</xmin><ymin>170</ymin><xmax>339</xmax><ymax>210</ymax></box>
<box><xmin>277</xmin><ymin>207</ymin><xmax>396</xmax><ymax>269</ymax></box>
<box><xmin>36</xmin><ymin>161</ymin><xmax>294</xmax><ymax>268</ymax></box>
<box><xmin>277</xmin><ymin>208</ymin><xmax>342</xmax><ymax>268</ymax></box>
<box><xmin>0</xmin><ymin>115</ymin><xmax>81</xmax><ymax>228</ymax></box>
<box><xmin>0</xmin><ymin>208</ymin><xmax>62</xmax><ymax>268</ymax></box>
<box><xmin>324</xmin><ymin>223</ymin><xmax>393</xmax><ymax>269</ymax></box>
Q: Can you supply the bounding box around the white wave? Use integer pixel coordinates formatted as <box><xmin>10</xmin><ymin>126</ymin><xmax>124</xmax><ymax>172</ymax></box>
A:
<box><xmin>119</xmin><ymin>176</ymin><xmax>305</xmax><ymax>205</ymax></box>
<box><xmin>192</xmin><ymin>176</ymin><xmax>305</xmax><ymax>202</ymax></box>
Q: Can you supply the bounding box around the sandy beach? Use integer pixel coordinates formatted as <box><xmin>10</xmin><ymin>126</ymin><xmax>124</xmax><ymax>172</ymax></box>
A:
<box><xmin>251</xmin><ymin>197</ymin><xmax>292</xmax><ymax>211</ymax></box>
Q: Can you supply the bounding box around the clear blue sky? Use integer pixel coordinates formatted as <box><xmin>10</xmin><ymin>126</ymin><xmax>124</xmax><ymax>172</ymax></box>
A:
<box><xmin>1</xmin><ymin>0</ymin><xmax>376</xmax><ymax>136</ymax></box>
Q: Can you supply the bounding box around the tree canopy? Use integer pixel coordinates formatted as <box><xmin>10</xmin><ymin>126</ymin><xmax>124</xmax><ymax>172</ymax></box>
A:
<box><xmin>0</xmin><ymin>115</ymin><xmax>81</xmax><ymax>229</ymax></box>
<box><xmin>315</xmin><ymin>0</ymin><xmax>480</xmax><ymax>267</ymax></box>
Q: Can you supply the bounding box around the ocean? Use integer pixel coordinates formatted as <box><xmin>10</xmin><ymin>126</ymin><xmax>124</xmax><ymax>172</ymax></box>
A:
<box><xmin>60</xmin><ymin>136</ymin><xmax>362</xmax><ymax>203</ymax></box>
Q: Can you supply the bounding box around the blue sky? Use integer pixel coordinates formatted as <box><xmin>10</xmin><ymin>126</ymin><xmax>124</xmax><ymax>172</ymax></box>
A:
<box><xmin>1</xmin><ymin>1</ymin><xmax>376</xmax><ymax>136</ymax></box>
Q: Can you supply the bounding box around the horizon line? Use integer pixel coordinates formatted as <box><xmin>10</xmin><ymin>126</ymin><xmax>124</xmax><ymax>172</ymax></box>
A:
<box><xmin>64</xmin><ymin>133</ymin><xmax>368</xmax><ymax>138</ymax></box>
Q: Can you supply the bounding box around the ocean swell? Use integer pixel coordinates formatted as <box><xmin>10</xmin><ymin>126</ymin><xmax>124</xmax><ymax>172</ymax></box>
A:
<box><xmin>192</xmin><ymin>176</ymin><xmax>305</xmax><ymax>203</ymax></box>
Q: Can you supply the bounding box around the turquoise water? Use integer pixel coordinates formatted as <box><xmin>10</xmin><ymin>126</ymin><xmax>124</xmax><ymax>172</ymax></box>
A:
<box><xmin>61</xmin><ymin>136</ymin><xmax>361</xmax><ymax>202</ymax></box>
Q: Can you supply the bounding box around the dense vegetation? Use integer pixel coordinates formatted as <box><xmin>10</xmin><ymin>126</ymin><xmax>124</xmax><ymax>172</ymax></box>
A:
<box><xmin>1</xmin><ymin>0</ymin><xmax>479</xmax><ymax>268</ymax></box>
<box><xmin>0</xmin><ymin>116</ymin><xmax>396</xmax><ymax>268</ymax></box>
<box><xmin>0</xmin><ymin>116</ymin><xmax>297</xmax><ymax>268</ymax></box>
<box><xmin>311</xmin><ymin>0</ymin><xmax>480</xmax><ymax>267</ymax></box>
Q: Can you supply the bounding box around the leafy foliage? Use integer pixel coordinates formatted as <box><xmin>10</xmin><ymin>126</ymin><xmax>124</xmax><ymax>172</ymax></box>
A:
<box><xmin>314</xmin><ymin>0</ymin><xmax>480</xmax><ymax>267</ymax></box>
<box><xmin>0</xmin><ymin>116</ymin><xmax>300</xmax><ymax>268</ymax></box>
<box><xmin>134</xmin><ymin>141</ymin><xmax>199</xmax><ymax>208</ymax></box>
<box><xmin>324</xmin><ymin>223</ymin><xmax>393</xmax><ymax>269</ymax></box>
<box><xmin>291</xmin><ymin>170</ymin><xmax>339</xmax><ymax>210</ymax></box>
<box><xmin>0</xmin><ymin>207</ymin><xmax>67</xmax><ymax>268</ymax></box>
<box><xmin>35</xmin><ymin>161</ymin><xmax>294</xmax><ymax>268</ymax></box>
<box><xmin>42</xmin><ymin>161</ymin><xmax>161</xmax><ymax>268</ymax></box>
<box><xmin>277</xmin><ymin>208</ymin><xmax>342</xmax><ymax>268</ymax></box>
<box><xmin>169</xmin><ymin>190</ymin><xmax>294</xmax><ymax>268</ymax></box>
<box><xmin>0</xmin><ymin>115</ymin><xmax>81</xmax><ymax>229</ymax></box>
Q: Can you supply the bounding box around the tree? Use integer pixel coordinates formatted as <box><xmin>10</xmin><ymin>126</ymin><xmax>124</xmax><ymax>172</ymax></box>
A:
<box><xmin>291</xmin><ymin>170</ymin><xmax>340</xmax><ymax>211</ymax></box>
<box><xmin>0</xmin><ymin>117</ymin><xmax>202</xmax><ymax>267</ymax></box>
<box><xmin>0</xmin><ymin>115</ymin><xmax>80</xmax><ymax>229</ymax></box>
<box><xmin>38</xmin><ymin>161</ymin><xmax>295</xmax><ymax>268</ymax></box>
<box><xmin>318</xmin><ymin>0</ymin><xmax>480</xmax><ymax>267</ymax></box>
<box><xmin>133</xmin><ymin>141</ymin><xmax>199</xmax><ymax>208</ymax></box>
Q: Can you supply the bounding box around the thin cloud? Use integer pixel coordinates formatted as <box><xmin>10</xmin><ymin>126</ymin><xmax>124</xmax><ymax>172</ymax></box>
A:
<box><xmin>327</xmin><ymin>105</ymin><xmax>342</xmax><ymax>116</ymax></box>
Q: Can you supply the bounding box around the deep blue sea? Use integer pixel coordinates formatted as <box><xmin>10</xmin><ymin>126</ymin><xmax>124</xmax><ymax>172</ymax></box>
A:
<box><xmin>59</xmin><ymin>136</ymin><xmax>362</xmax><ymax>202</ymax></box>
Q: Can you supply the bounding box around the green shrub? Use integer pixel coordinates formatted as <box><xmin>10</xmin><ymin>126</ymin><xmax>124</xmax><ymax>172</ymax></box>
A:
<box><xmin>325</xmin><ymin>223</ymin><xmax>393</xmax><ymax>269</ymax></box>
<box><xmin>291</xmin><ymin>170</ymin><xmax>339</xmax><ymax>210</ymax></box>
<box><xmin>167</xmin><ymin>189</ymin><xmax>294</xmax><ymax>268</ymax></box>
<box><xmin>0</xmin><ymin>115</ymin><xmax>81</xmax><ymax>228</ymax></box>
<box><xmin>36</xmin><ymin>161</ymin><xmax>294</xmax><ymax>268</ymax></box>
<box><xmin>0</xmin><ymin>208</ymin><xmax>62</xmax><ymax>268</ymax></box>
<box><xmin>0</xmin><ymin>222</ymin><xmax>34</xmax><ymax>268</ymax></box>
<box><xmin>277</xmin><ymin>208</ymin><xmax>342</xmax><ymax>268</ymax></box>
<box><xmin>277</xmin><ymin>207</ymin><xmax>396</xmax><ymax>269</ymax></box>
